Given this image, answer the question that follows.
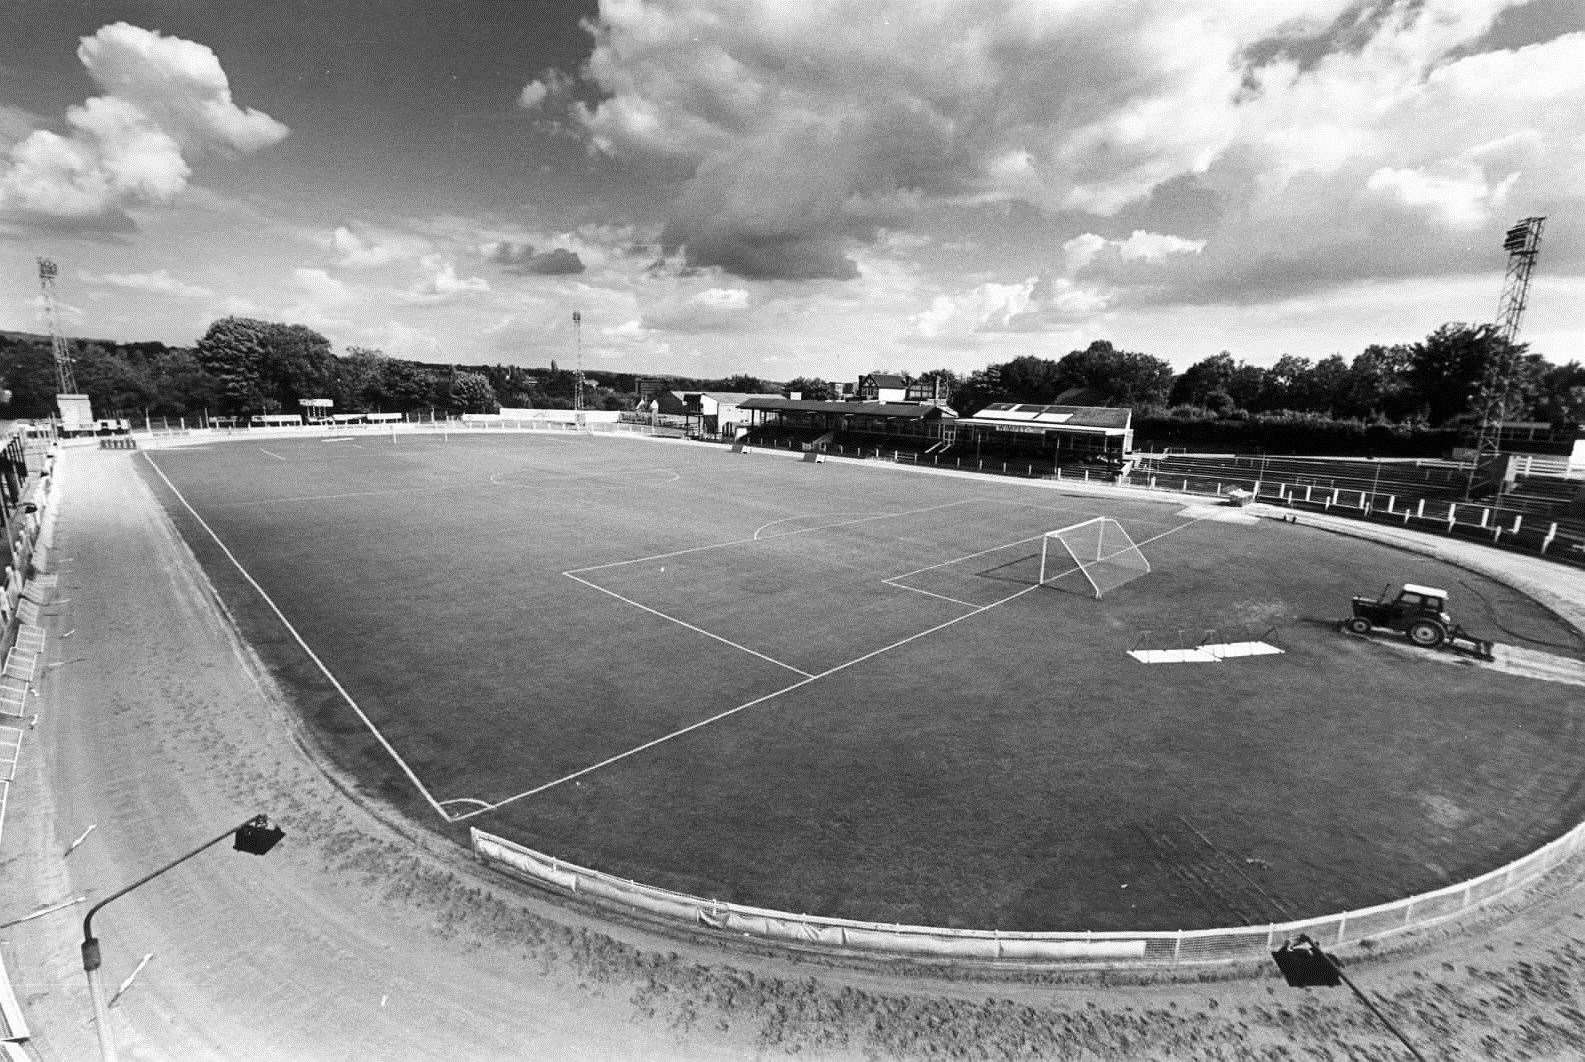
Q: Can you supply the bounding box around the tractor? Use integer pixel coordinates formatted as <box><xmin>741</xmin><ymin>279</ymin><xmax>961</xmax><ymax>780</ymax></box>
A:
<box><xmin>1345</xmin><ymin>583</ymin><xmax>1494</xmax><ymax>659</ymax></box>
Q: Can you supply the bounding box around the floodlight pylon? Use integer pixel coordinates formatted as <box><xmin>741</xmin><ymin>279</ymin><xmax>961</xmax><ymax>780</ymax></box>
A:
<box><xmin>1468</xmin><ymin>216</ymin><xmax>1544</xmax><ymax>494</ymax></box>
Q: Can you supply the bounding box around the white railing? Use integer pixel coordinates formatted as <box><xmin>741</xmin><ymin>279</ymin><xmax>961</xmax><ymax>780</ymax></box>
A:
<box><xmin>474</xmin><ymin>816</ymin><xmax>1585</xmax><ymax>967</ymax></box>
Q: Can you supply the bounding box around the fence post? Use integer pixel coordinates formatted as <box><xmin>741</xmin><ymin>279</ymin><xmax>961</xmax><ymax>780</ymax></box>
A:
<box><xmin>1416</xmin><ymin>498</ymin><xmax>1425</xmax><ymax>518</ymax></box>
<box><xmin>1542</xmin><ymin>522</ymin><xmax>1557</xmax><ymax>553</ymax></box>
<box><xmin>1480</xmin><ymin>507</ymin><xmax>1490</xmax><ymax>528</ymax></box>
<box><xmin>1002</xmin><ymin>461</ymin><xmax>1006</xmax><ymax>473</ymax></box>
<box><xmin>1183</xmin><ymin>479</ymin><xmax>1189</xmax><ymax>493</ymax></box>
<box><xmin>1512</xmin><ymin>513</ymin><xmax>1522</xmax><ymax>533</ymax></box>
<box><xmin>1305</xmin><ymin>484</ymin><xmax>1313</xmax><ymax>503</ymax></box>
<box><xmin>1447</xmin><ymin>503</ymin><xmax>1458</xmax><ymax>529</ymax></box>
<box><xmin>1173</xmin><ymin>930</ymin><xmax>1182</xmax><ymax>964</ymax></box>
<box><xmin>1330</xmin><ymin>487</ymin><xmax>1339</xmax><ymax>507</ymax></box>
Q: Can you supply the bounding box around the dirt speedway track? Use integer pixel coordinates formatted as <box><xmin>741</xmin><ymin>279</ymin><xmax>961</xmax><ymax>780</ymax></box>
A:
<box><xmin>5</xmin><ymin>442</ymin><xmax>1585</xmax><ymax>1060</ymax></box>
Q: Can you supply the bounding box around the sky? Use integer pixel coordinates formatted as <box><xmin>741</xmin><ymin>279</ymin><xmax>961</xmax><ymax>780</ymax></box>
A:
<box><xmin>1</xmin><ymin>0</ymin><xmax>1582</xmax><ymax>381</ymax></box>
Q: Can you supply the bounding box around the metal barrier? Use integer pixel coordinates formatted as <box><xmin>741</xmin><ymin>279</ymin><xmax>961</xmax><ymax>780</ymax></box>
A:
<box><xmin>474</xmin><ymin>815</ymin><xmax>1585</xmax><ymax>967</ymax></box>
<box><xmin>849</xmin><ymin>448</ymin><xmax>1585</xmax><ymax>570</ymax></box>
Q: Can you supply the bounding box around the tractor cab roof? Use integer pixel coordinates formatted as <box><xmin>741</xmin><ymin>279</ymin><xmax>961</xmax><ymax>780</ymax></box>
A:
<box><xmin>1401</xmin><ymin>583</ymin><xmax>1448</xmax><ymax>599</ymax></box>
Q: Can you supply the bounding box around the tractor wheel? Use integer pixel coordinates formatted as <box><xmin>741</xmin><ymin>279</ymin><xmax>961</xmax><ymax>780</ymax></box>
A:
<box><xmin>1345</xmin><ymin>617</ymin><xmax>1372</xmax><ymax>635</ymax></box>
<box><xmin>1407</xmin><ymin>620</ymin><xmax>1446</xmax><ymax>648</ymax></box>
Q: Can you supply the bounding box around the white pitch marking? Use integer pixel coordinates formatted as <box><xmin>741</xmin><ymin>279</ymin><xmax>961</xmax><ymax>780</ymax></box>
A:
<box><xmin>880</xmin><ymin>580</ymin><xmax>980</xmax><ymax>608</ymax></box>
<box><xmin>752</xmin><ymin>511</ymin><xmax>870</xmax><ymax>541</ymax></box>
<box><xmin>565</xmin><ymin>572</ymin><xmax>813</xmax><ymax>678</ymax></box>
<box><xmin>258</xmin><ymin>448</ymin><xmax>287</xmax><ymax>461</ymax></box>
<box><xmin>460</xmin><ymin>512</ymin><xmax>1217</xmax><ymax>819</ymax></box>
<box><xmin>141</xmin><ymin>453</ymin><xmax>452</xmax><ymax>820</ymax></box>
<box><xmin>220</xmin><ymin>487</ymin><xmax>428</xmax><ymax>507</ymax></box>
<box><xmin>887</xmin><ymin>531</ymin><xmax>1048</xmax><ymax>582</ymax></box>
<box><xmin>572</xmin><ymin>498</ymin><xmax>978</xmax><ymax>578</ymax></box>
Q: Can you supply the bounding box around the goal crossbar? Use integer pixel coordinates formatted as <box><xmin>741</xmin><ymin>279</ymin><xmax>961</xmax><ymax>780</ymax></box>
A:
<box><xmin>1038</xmin><ymin>516</ymin><xmax>1150</xmax><ymax>599</ymax></box>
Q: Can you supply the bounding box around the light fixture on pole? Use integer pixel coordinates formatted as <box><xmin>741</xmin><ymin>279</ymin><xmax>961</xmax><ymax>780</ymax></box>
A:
<box><xmin>1272</xmin><ymin>935</ymin><xmax>1427</xmax><ymax>1061</ymax></box>
<box><xmin>80</xmin><ymin>814</ymin><xmax>286</xmax><ymax>1062</ymax></box>
<box><xmin>572</xmin><ymin>310</ymin><xmax>585</xmax><ymax>414</ymax></box>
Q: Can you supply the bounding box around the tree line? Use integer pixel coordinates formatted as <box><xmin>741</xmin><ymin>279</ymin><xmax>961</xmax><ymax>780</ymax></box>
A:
<box><xmin>790</xmin><ymin>327</ymin><xmax>1584</xmax><ymax>429</ymax></box>
<box><xmin>0</xmin><ymin>317</ymin><xmax>781</xmax><ymax>421</ymax></box>
<box><xmin>2</xmin><ymin>315</ymin><xmax>1581</xmax><ymax>433</ymax></box>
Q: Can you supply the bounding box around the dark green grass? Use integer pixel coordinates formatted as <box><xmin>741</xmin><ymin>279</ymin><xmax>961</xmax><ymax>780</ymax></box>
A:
<box><xmin>140</xmin><ymin>434</ymin><xmax>1585</xmax><ymax>931</ymax></box>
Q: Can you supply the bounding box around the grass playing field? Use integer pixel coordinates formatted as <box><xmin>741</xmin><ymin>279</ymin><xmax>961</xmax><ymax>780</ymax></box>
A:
<box><xmin>138</xmin><ymin>431</ymin><xmax>1585</xmax><ymax>932</ymax></box>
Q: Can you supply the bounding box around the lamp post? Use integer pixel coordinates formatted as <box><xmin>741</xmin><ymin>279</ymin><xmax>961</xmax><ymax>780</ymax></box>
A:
<box><xmin>80</xmin><ymin>814</ymin><xmax>285</xmax><ymax>1062</ymax></box>
<box><xmin>1272</xmin><ymin>935</ymin><xmax>1427</xmax><ymax>1061</ymax></box>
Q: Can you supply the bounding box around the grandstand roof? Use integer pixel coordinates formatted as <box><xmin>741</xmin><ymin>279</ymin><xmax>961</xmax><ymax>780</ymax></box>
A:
<box><xmin>687</xmin><ymin>391</ymin><xmax>764</xmax><ymax>405</ymax></box>
<box><xmin>861</xmin><ymin>373</ymin><xmax>908</xmax><ymax>389</ymax></box>
<box><xmin>956</xmin><ymin>403</ymin><xmax>1131</xmax><ymax>436</ymax></box>
<box><xmin>739</xmin><ymin>397</ymin><xmax>955</xmax><ymax>419</ymax></box>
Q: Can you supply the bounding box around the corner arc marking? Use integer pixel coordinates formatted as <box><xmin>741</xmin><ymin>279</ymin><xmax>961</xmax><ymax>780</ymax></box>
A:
<box><xmin>140</xmin><ymin>452</ymin><xmax>452</xmax><ymax>822</ymax></box>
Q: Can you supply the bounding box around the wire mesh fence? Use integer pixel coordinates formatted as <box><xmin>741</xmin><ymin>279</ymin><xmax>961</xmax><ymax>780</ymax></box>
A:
<box><xmin>474</xmin><ymin>817</ymin><xmax>1585</xmax><ymax>968</ymax></box>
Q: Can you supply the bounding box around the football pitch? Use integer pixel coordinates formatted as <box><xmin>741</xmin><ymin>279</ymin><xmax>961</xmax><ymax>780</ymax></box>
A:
<box><xmin>138</xmin><ymin>432</ymin><xmax>1585</xmax><ymax>932</ymax></box>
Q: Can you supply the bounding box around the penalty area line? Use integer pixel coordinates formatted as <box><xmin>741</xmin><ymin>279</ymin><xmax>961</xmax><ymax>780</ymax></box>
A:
<box><xmin>462</xmin><ymin>515</ymin><xmax>1221</xmax><ymax>821</ymax></box>
<box><xmin>570</xmin><ymin>498</ymin><xmax>979</xmax><ymax>577</ymax></box>
<box><xmin>880</xmin><ymin>579</ymin><xmax>980</xmax><ymax>608</ymax></box>
<box><xmin>563</xmin><ymin>572</ymin><xmax>813</xmax><ymax>678</ymax></box>
<box><xmin>140</xmin><ymin>452</ymin><xmax>453</xmax><ymax>822</ymax></box>
<box><xmin>456</xmin><ymin>568</ymin><xmax>1055</xmax><ymax>821</ymax></box>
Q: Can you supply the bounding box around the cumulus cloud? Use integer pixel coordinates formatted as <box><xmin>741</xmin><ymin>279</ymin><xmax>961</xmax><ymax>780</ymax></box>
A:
<box><xmin>293</xmin><ymin>266</ymin><xmax>353</xmax><ymax>304</ymax></box>
<box><xmin>912</xmin><ymin>275</ymin><xmax>1111</xmax><ymax>338</ymax></box>
<box><xmin>517</xmin><ymin>69</ymin><xmax>579</xmax><ymax>112</ymax></box>
<box><xmin>363</xmin><ymin>321</ymin><xmax>441</xmax><ymax>357</ymax></box>
<box><xmin>1364</xmin><ymin>163</ymin><xmax>1518</xmax><ymax>229</ymax></box>
<box><xmin>560</xmin><ymin>0</ymin><xmax>1583</xmax><ymax>294</ymax></box>
<box><xmin>0</xmin><ymin>105</ymin><xmax>41</xmax><ymax>147</ymax></box>
<box><xmin>571</xmin><ymin>0</ymin><xmax>1285</xmax><ymax>279</ymax></box>
<box><xmin>80</xmin><ymin>267</ymin><xmax>213</xmax><ymax>298</ymax></box>
<box><xmin>0</xmin><ymin>22</ymin><xmax>287</xmax><ymax>224</ymax></box>
<box><xmin>406</xmin><ymin>256</ymin><xmax>490</xmax><ymax>300</ymax></box>
<box><xmin>484</xmin><ymin>240</ymin><xmax>586</xmax><ymax>275</ymax></box>
<box><xmin>329</xmin><ymin>224</ymin><xmax>428</xmax><ymax>269</ymax></box>
<box><xmin>1062</xmin><ymin>229</ymin><xmax>1207</xmax><ymax>273</ymax></box>
<box><xmin>643</xmin><ymin>285</ymin><xmax>753</xmax><ymax>332</ymax></box>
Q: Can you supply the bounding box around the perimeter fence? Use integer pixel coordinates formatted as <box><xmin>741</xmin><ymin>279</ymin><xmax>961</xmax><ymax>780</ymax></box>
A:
<box><xmin>740</xmin><ymin>434</ymin><xmax>1585</xmax><ymax>573</ymax></box>
<box><xmin>475</xmin><ymin>814</ymin><xmax>1585</xmax><ymax>968</ymax></box>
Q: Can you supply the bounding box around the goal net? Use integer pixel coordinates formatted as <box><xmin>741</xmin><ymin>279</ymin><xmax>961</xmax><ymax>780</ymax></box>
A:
<box><xmin>1038</xmin><ymin>517</ymin><xmax>1150</xmax><ymax>599</ymax></box>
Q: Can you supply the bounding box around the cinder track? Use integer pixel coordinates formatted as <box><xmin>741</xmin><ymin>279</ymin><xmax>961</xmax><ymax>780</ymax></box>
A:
<box><xmin>6</xmin><ymin>444</ymin><xmax>1585</xmax><ymax>1060</ymax></box>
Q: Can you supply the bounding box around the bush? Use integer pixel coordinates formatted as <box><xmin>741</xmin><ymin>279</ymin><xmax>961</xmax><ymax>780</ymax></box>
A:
<box><xmin>1136</xmin><ymin>412</ymin><xmax>1459</xmax><ymax>457</ymax></box>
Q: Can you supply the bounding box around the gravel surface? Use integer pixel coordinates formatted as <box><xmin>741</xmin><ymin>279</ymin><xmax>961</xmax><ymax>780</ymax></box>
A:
<box><xmin>3</xmin><ymin>445</ymin><xmax>1585</xmax><ymax>1060</ymax></box>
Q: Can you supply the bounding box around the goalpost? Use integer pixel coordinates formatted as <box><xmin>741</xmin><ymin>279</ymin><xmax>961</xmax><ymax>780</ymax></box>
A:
<box><xmin>1038</xmin><ymin>517</ymin><xmax>1150</xmax><ymax>599</ymax></box>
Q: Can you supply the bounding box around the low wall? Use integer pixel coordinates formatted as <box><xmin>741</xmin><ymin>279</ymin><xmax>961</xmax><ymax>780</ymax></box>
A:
<box><xmin>476</xmin><ymin>808</ymin><xmax>1585</xmax><ymax>968</ymax></box>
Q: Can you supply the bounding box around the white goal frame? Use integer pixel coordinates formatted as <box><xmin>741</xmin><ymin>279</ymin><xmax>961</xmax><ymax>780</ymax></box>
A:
<box><xmin>1038</xmin><ymin>516</ymin><xmax>1151</xmax><ymax>599</ymax></box>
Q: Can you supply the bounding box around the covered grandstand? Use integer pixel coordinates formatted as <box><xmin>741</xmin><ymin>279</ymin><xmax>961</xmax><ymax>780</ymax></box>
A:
<box><xmin>954</xmin><ymin>403</ymin><xmax>1134</xmax><ymax>464</ymax></box>
<box><xmin>739</xmin><ymin>396</ymin><xmax>957</xmax><ymax>448</ymax></box>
